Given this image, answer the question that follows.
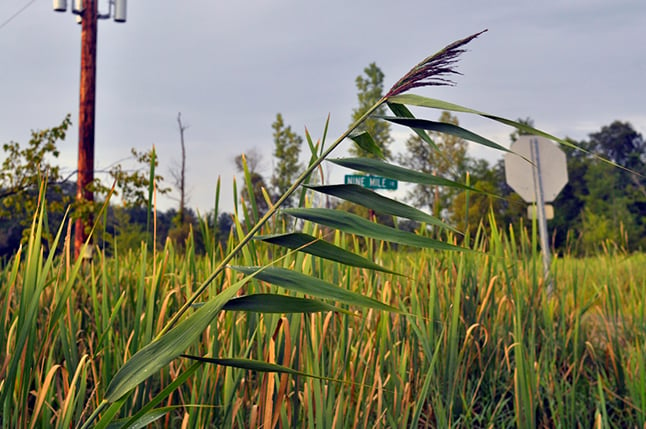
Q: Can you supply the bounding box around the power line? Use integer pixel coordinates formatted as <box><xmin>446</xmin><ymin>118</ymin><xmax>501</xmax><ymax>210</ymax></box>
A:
<box><xmin>0</xmin><ymin>0</ymin><xmax>38</xmax><ymax>31</ymax></box>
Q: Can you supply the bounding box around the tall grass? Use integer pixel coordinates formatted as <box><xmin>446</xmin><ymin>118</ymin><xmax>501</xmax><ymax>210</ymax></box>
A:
<box><xmin>1</xmin><ymin>191</ymin><xmax>645</xmax><ymax>427</ymax></box>
<box><xmin>2</xmin><ymin>31</ymin><xmax>645</xmax><ymax>427</ymax></box>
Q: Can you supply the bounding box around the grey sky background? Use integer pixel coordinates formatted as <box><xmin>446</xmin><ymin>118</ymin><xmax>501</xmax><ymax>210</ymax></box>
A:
<box><xmin>1</xmin><ymin>0</ymin><xmax>645</xmax><ymax>214</ymax></box>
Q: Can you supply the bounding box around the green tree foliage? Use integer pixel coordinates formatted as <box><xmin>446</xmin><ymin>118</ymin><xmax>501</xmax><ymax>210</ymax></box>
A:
<box><xmin>0</xmin><ymin>115</ymin><xmax>72</xmax><ymax>219</ymax></box>
<box><xmin>102</xmin><ymin>207</ymin><xmax>150</xmax><ymax>253</ymax></box>
<box><xmin>549</xmin><ymin>122</ymin><xmax>645</xmax><ymax>253</ymax></box>
<box><xmin>579</xmin><ymin>123</ymin><xmax>645</xmax><ymax>251</ymax></box>
<box><xmin>448</xmin><ymin>119</ymin><xmax>645</xmax><ymax>253</ymax></box>
<box><xmin>589</xmin><ymin>120</ymin><xmax>646</xmax><ymax>169</ymax></box>
<box><xmin>100</xmin><ymin>205</ymin><xmax>205</xmax><ymax>256</ymax></box>
<box><xmin>450</xmin><ymin>179</ymin><xmax>497</xmax><ymax>238</ymax></box>
<box><xmin>450</xmin><ymin>158</ymin><xmax>524</xmax><ymax>238</ymax></box>
<box><xmin>270</xmin><ymin>113</ymin><xmax>303</xmax><ymax>207</ymax></box>
<box><xmin>487</xmin><ymin>159</ymin><xmax>526</xmax><ymax>228</ymax></box>
<box><xmin>215</xmin><ymin>211</ymin><xmax>234</xmax><ymax>245</ymax></box>
<box><xmin>167</xmin><ymin>209</ymin><xmax>205</xmax><ymax>253</ymax></box>
<box><xmin>509</xmin><ymin>117</ymin><xmax>535</xmax><ymax>142</ymax></box>
<box><xmin>349</xmin><ymin>63</ymin><xmax>393</xmax><ymax>159</ymax></box>
<box><xmin>235</xmin><ymin>150</ymin><xmax>270</xmax><ymax>217</ymax></box>
<box><xmin>107</xmin><ymin>147</ymin><xmax>170</xmax><ymax>208</ymax></box>
<box><xmin>528</xmin><ymin>121</ymin><xmax>645</xmax><ymax>254</ymax></box>
<box><xmin>399</xmin><ymin>111</ymin><xmax>468</xmax><ymax>217</ymax></box>
<box><xmin>0</xmin><ymin>116</ymin><xmax>74</xmax><ymax>253</ymax></box>
<box><xmin>548</xmin><ymin>138</ymin><xmax>590</xmax><ymax>252</ymax></box>
<box><xmin>448</xmin><ymin>118</ymin><xmax>532</xmax><ymax>239</ymax></box>
<box><xmin>0</xmin><ymin>116</ymin><xmax>169</xmax><ymax>255</ymax></box>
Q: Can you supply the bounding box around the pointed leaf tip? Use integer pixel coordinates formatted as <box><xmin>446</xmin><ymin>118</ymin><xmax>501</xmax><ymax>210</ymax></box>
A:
<box><xmin>349</xmin><ymin>131</ymin><xmax>384</xmax><ymax>159</ymax></box>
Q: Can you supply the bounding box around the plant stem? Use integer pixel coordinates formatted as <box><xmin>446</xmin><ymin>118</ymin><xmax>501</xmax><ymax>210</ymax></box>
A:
<box><xmin>159</xmin><ymin>98</ymin><xmax>386</xmax><ymax>336</ymax></box>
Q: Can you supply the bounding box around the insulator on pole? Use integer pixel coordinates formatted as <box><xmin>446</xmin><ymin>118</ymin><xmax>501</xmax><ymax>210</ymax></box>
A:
<box><xmin>72</xmin><ymin>0</ymin><xmax>84</xmax><ymax>14</ymax></box>
<box><xmin>114</xmin><ymin>0</ymin><xmax>127</xmax><ymax>22</ymax></box>
<box><xmin>53</xmin><ymin>0</ymin><xmax>67</xmax><ymax>12</ymax></box>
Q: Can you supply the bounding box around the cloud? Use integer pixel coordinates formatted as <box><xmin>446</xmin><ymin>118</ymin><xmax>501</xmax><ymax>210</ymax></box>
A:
<box><xmin>1</xmin><ymin>0</ymin><xmax>644</xmax><ymax>214</ymax></box>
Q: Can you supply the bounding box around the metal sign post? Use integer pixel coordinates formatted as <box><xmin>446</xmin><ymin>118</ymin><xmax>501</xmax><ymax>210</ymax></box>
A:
<box><xmin>504</xmin><ymin>135</ymin><xmax>569</xmax><ymax>295</ymax></box>
<box><xmin>529</xmin><ymin>137</ymin><xmax>552</xmax><ymax>293</ymax></box>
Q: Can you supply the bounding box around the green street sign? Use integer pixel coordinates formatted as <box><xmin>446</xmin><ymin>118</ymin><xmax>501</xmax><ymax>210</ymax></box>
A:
<box><xmin>344</xmin><ymin>174</ymin><xmax>398</xmax><ymax>190</ymax></box>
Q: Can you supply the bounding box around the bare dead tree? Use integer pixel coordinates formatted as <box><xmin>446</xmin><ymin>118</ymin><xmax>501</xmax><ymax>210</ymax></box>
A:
<box><xmin>170</xmin><ymin>112</ymin><xmax>189</xmax><ymax>224</ymax></box>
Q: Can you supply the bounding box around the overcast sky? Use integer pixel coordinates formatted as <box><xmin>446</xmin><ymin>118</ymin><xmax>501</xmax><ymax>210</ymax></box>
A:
<box><xmin>1</xmin><ymin>0</ymin><xmax>645</xmax><ymax>214</ymax></box>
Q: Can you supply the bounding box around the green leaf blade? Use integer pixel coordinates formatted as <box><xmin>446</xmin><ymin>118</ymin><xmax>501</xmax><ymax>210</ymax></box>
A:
<box><xmin>104</xmin><ymin>279</ymin><xmax>246</xmax><ymax>403</ymax></box>
<box><xmin>387</xmin><ymin>93</ymin><xmax>634</xmax><ymax>173</ymax></box>
<box><xmin>381</xmin><ymin>116</ymin><xmax>509</xmax><ymax>152</ymax></box>
<box><xmin>255</xmin><ymin>232</ymin><xmax>400</xmax><ymax>274</ymax></box>
<box><xmin>386</xmin><ymin>94</ymin><xmax>484</xmax><ymax>115</ymax></box>
<box><xmin>223</xmin><ymin>293</ymin><xmax>347</xmax><ymax>314</ymax></box>
<box><xmin>348</xmin><ymin>131</ymin><xmax>384</xmax><ymax>159</ymax></box>
<box><xmin>283</xmin><ymin>208</ymin><xmax>472</xmax><ymax>253</ymax></box>
<box><xmin>181</xmin><ymin>356</ymin><xmax>347</xmax><ymax>386</ymax></box>
<box><xmin>306</xmin><ymin>184</ymin><xmax>458</xmax><ymax>233</ymax></box>
<box><xmin>387</xmin><ymin>102</ymin><xmax>437</xmax><ymax>149</ymax></box>
<box><xmin>183</xmin><ymin>355</ymin><xmax>306</xmax><ymax>376</ymax></box>
<box><xmin>107</xmin><ymin>407</ymin><xmax>180</xmax><ymax>429</ymax></box>
<box><xmin>230</xmin><ymin>266</ymin><xmax>400</xmax><ymax>313</ymax></box>
<box><xmin>330</xmin><ymin>157</ymin><xmax>479</xmax><ymax>192</ymax></box>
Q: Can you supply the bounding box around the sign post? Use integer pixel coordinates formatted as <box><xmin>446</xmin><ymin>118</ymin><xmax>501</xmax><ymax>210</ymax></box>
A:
<box><xmin>530</xmin><ymin>137</ymin><xmax>551</xmax><ymax>288</ymax></box>
<box><xmin>504</xmin><ymin>135</ymin><xmax>568</xmax><ymax>294</ymax></box>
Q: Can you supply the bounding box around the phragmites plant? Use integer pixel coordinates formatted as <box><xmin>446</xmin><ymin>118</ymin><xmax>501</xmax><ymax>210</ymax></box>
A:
<box><xmin>82</xmin><ymin>28</ymin><xmax>584</xmax><ymax>428</ymax></box>
<box><xmin>80</xmin><ymin>31</ymin><xmax>506</xmax><ymax>427</ymax></box>
<box><xmin>10</xmin><ymin>30</ymin><xmax>636</xmax><ymax>428</ymax></box>
<box><xmin>386</xmin><ymin>29</ymin><xmax>487</xmax><ymax>97</ymax></box>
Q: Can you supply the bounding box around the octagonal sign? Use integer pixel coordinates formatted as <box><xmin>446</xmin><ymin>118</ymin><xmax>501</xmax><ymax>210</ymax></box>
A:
<box><xmin>504</xmin><ymin>135</ymin><xmax>568</xmax><ymax>203</ymax></box>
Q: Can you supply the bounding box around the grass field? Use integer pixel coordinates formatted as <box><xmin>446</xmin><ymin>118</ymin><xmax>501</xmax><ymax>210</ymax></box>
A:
<box><xmin>7</xmin><ymin>33</ymin><xmax>646</xmax><ymax>427</ymax></box>
<box><xmin>1</xmin><ymin>200</ymin><xmax>645</xmax><ymax>428</ymax></box>
<box><xmin>4</xmin><ymin>29</ymin><xmax>646</xmax><ymax>427</ymax></box>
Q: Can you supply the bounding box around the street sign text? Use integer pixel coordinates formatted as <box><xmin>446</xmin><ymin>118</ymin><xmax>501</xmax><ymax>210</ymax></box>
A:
<box><xmin>344</xmin><ymin>175</ymin><xmax>398</xmax><ymax>190</ymax></box>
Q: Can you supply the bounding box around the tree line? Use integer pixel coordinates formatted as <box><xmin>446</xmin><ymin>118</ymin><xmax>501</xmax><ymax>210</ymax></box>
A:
<box><xmin>237</xmin><ymin>63</ymin><xmax>646</xmax><ymax>255</ymax></box>
<box><xmin>1</xmin><ymin>64</ymin><xmax>644</xmax><ymax>259</ymax></box>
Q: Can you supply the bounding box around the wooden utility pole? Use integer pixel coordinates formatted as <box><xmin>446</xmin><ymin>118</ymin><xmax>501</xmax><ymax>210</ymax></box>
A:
<box><xmin>54</xmin><ymin>0</ymin><xmax>127</xmax><ymax>258</ymax></box>
<box><xmin>75</xmin><ymin>0</ymin><xmax>98</xmax><ymax>258</ymax></box>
